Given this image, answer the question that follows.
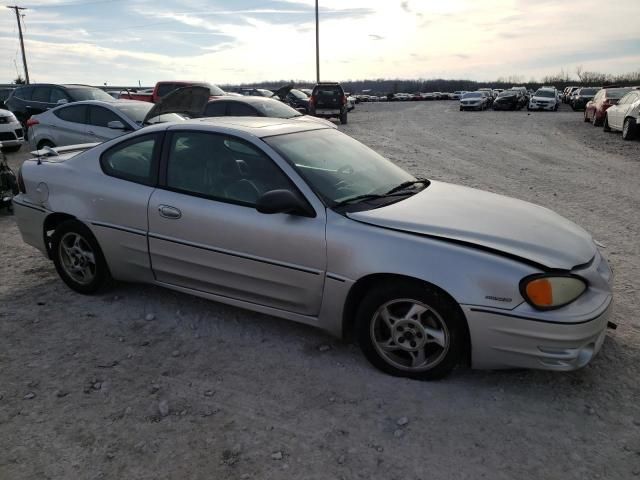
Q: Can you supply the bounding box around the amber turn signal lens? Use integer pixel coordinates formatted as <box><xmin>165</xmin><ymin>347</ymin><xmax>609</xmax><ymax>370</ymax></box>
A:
<box><xmin>525</xmin><ymin>278</ymin><xmax>553</xmax><ymax>306</ymax></box>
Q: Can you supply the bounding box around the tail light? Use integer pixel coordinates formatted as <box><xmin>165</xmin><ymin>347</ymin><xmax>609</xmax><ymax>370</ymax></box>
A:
<box><xmin>309</xmin><ymin>95</ymin><xmax>316</xmax><ymax>107</ymax></box>
<box><xmin>26</xmin><ymin>117</ymin><xmax>39</xmax><ymax>128</ymax></box>
<box><xmin>17</xmin><ymin>167</ymin><xmax>26</xmax><ymax>194</ymax></box>
<box><xmin>342</xmin><ymin>95</ymin><xmax>347</xmax><ymax>105</ymax></box>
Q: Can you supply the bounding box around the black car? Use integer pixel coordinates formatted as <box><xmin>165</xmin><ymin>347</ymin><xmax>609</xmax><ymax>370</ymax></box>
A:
<box><xmin>0</xmin><ymin>88</ymin><xmax>15</xmax><ymax>109</ymax></box>
<box><xmin>309</xmin><ymin>83</ymin><xmax>348</xmax><ymax>124</ymax></box>
<box><xmin>492</xmin><ymin>89</ymin><xmax>526</xmax><ymax>110</ymax></box>
<box><xmin>271</xmin><ymin>85</ymin><xmax>310</xmax><ymax>113</ymax></box>
<box><xmin>5</xmin><ymin>84</ymin><xmax>115</xmax><ymax>125</ymax></box>
<box><xmin>570</xmin><ymin>87</ymin><xmax>600</xmax><ymax>111</ymax></box>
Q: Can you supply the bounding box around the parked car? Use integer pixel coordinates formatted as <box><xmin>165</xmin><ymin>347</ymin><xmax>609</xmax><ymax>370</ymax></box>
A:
<box><xmin>0</xmin><ymin>108</ymin><xmax>24</xmax><ymax>152</ymax></box>
<box><xmin>237</xmin><ymin>88</ymin><xmax>274</xmax><ymax>97</ymax></box>
<box><xmin>13</xmin><ymin>117</ymin><xmax>613</xmax><ymax>380</ymax></box>
<box><xmin>563</xmin><ymin>86</ymin><xmax>580</xmax><ymax>103</ymax></box>
<box><xmin>451</xmin><ymin>91</ymin><xmax>466</xmax><ymax>100</ymax></box>
<box><xmin>119</xmin><ymin>81</ymin><xmax>225</xmax><ymax>104</ymax></box>
<box><xmin>570</xmin><ymin>87</ymin><xmax>599</xmax><ymax>111</ymax></box>
<box><xmin>271</xmin><ymin>86</ymin><xmax>311</xmax><ymax>113</ymax></box>
<box><xmin>584</xmin><ymin>87</ymin><xmax>632</xmax><ymax>126</ymax></box>
<box><xmin>603</xmin><ymin>89</ymin><xmax>640</xmax><ymax>140</ymax></box>
<box><xmin>5</xmin><ymin>84</ymin><xmax>115</xmax><ymax>127</ymax></box>
<box><xmin>0</xmin><ymin>88</ymin><xmax>15</xmax><ymax>109</ymax></box>
<box><xmin>309</xmin><ymin>83</ymin><xmax>348</xmax><ymax>124</ymax></box>
<box><xmin>26</xmin><ymin>99</ymin><xmax>187</xmax><ymax>149</ymax></box>
<box><xmin>459</xmin><ymin>92</ymin><xmax>489</xmax><ymax>111</ymax></box>
<box><xmin>492</xmin><ymin>90</ymin><xmax>524</xmax><ymax>110</ymax></box>
<box><xmin>527</xmin><ymin>88</ymin><xmax>560</xmax><ymax>111</ymax></box>
<box><xmin>196</xmin><ymin>96</ymin><xmax>335</xmax><ymax>129</ymax></box>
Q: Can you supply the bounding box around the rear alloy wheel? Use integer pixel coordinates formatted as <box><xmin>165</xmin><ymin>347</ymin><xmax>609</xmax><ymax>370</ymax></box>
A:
<box><xmin>603</xmin><ymin>114</ymin><xmax>611</xmax><ymax>132</ymax></box>
<box><xmin>356</xmin><ymin>282</ymin><xmax>465</xmax><ymax>380</ymax></box>
<box><xmin>51</xmin><ymin>220</ymin><xmax>111</xmax><ymax>294</ymax></box>
<box><xmin>622</xmin><ymin>117</ymin><xmax>637</xmax><ymax>140</ymax></box>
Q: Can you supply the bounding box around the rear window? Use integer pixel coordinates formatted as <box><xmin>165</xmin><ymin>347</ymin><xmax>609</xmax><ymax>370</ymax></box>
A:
<box><xmin>605</xmin><ymin>88</ymin><xmax>632</xmax><ymax>99</ymax></box>
<box><xmin>157</xmin><ymin>82</ymin><xmax>225</xmax><ymax>98</ymax></box>
<box><xmin>313</xmin><ymin>85</ymin><xmax>343</xmax><ymax>96</ymax></box>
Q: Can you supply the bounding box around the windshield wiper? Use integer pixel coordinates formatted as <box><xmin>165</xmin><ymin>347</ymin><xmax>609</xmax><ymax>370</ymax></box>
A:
<box><xmin>333</xmin><ymin>192</ymin><xmax>413</xmax><ymax>208</ymax></box>
<box><xmin>385</xmin><ymin>178</ymin><xmax>429</xmax><ymax>195</ymax></box>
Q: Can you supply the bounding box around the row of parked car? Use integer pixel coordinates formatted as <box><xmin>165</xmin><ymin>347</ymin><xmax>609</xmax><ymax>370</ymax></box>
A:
<box><xmin>0</xmin><ymin>80</ymin><xmax>355</xmax><ymax>152</ymax></box>
<box><xmin>459</xmin><ymin>86</ymin><xmax>561</xmax><ymax>111</ymax></box>
<box><xmin>581</xmin><ymin>86</ymin><xmax>640</xmax><ymax>140</ymax></box>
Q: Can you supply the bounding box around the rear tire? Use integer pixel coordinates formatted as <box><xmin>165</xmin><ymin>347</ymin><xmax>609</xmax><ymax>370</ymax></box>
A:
<box><xmin>593</xmin><ymin>112</ymin><xmax>602</xmax><ymax>127</ymax></box>
<box><xmin>37</xmin><ymin>139</ymin><xmax>55</xmax><ymax>149</ymax></box>
<box><xmin>355</xmin><ymin>281</ymin><xmax>466</xmax><ymax>380</ymax></box>
<box><xmin>340</xmin><ymin>112</ymin><xmax>348</xmax><ymax>125</ymax></box>
<box><xmin>622</xmin><ymin>117</ymin><xmax>636</xmax><ymax>140</ymax></box>
<box><xmin>603</xmin><ymin>114</ymin><xmax>611</xmax><ymax>132</ymax></box>
<box><xmin>51</xmin><ymin>219</ymin><xmax>112</xmax><ymax>294</ymax></box>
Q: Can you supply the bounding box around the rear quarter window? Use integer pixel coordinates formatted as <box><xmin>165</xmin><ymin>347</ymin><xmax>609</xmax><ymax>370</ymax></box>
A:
<box><xmin>54</xmin><ymin>105</ymin><xmax>87</xmax><ymax>124</ymax></box>
<box><xmin>100</xmin><ymin>133</ymin><xmax>160</xmax><ymax>186</ymax></box>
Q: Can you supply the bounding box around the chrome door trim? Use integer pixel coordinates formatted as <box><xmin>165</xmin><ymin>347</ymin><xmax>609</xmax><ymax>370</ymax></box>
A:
<box><xmin>91</xmin><ymin>221</ymin><xmax>147</xmax><ymax>237</ymax></box>
<box><xmin>148</xmin><ymin>231</ymin><xmax>323</xmax><ymax>275</ymax></box>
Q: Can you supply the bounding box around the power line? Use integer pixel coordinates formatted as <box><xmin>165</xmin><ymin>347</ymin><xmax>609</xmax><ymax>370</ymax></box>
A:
<box><xmin>6</xmin><ymin>5</ymin><xmax>30</xmax><ymax>84</ymax></box>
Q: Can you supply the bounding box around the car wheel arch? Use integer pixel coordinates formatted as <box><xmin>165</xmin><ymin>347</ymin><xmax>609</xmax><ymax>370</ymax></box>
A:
<box><xmin>341</xmin><ymin>273</ymin><xmax>471</xmax><ymax>365</ymax></box>
<box><xmin>43</xmin><ymin>212</ymin><xmax>77</xmax><ymax>258</ymax></box>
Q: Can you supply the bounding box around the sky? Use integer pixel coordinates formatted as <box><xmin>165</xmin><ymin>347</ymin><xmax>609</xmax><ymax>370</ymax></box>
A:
<box><xmin>1</xmin><ymin>0</ymin><xmax>639</xmax><ymax>86</ymax></box>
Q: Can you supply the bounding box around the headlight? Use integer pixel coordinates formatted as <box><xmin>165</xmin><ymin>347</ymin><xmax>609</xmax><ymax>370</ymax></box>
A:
<box><xmin>520</xmin><ymin>275</ymin><xmax>587</xmax><ymax>310</ymax></box>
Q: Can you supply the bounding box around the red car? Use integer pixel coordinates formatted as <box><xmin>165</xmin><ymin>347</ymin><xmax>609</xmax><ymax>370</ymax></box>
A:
<box><xmin>585</xmin><ymin>87</ymin><xmax>632</xmax><ymax>126</ymax></box>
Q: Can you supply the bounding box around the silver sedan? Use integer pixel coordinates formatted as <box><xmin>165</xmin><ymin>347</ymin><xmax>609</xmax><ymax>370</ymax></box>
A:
<box><xmin>13</xmin><ymin>118</ymin><xmax>613</xmax><ymax>379</ymax></box>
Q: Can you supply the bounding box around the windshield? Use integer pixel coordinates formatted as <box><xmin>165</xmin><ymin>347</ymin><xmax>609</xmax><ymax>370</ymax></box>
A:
<box><xmin>254</xmin><ymin>100</ymin><xmax>302</xmax><ymax>118</ymax></box>
<box><xmin>264</xmin><ymin>129</ymin><xmax>415</xmax><ymax>207</ymax></box>
<box><xmin>580</xmin><ymin>88</ymin><xmax>599</xmax><ymax>95</ymax></box>
<box><xmin>498</xmin><ymin>91</ymin><xmax>517</xmax><ymax>97</ymax></box>
<box><xmin>606</xmin><ymin>88</ymin><xmax>631</xmax><ymax>99</ymax></box>
<box><xmin>114</xmin><ymin>103</ymin><xmax>185</xmax><ymax>125</ymax></box>
<box><xmin>462</xmin><ymin>92</ymin><xmax>481</xmax><ymax>99</ymax></box>
<box><xmin>68</xmin><ymin>88</ymin><xmax>114</xmax><ymax>101</ymax></box>
<box><xmin>535</xmin><ymin>90</ymin><xmax>556</xmax><ymax>98</ymax></box>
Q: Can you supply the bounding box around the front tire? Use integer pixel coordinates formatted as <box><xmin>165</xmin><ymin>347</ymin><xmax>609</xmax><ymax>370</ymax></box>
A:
<box><xmin>603</xmin><ymin>114</ymin><xmax>611</xmax><ymax>132</ymax></box>
<box><xmin>340</xmin><ymin>112</ymin><xmax>348</xmax><ymax>125</ymax></box>
<box><xmin>622</xmin><ymin>117</ymin><xmax>637</xmax><ymax>140</ymax></box>
<box><xmin>51</xmin><ymin>219</ymin><xmax>111</xmax><ymax>294</ymax></box>
<box><xmin>355</xmin><ymin>281</ymin><xmax>466</xmax><ymax>380</ymax></box>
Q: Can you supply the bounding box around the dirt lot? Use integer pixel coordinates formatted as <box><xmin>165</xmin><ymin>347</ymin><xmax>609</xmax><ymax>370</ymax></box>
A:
<box><xmin>1</xmin><ymin>102</ymin><xmax>639</xmax><ymax>480</ymax></box>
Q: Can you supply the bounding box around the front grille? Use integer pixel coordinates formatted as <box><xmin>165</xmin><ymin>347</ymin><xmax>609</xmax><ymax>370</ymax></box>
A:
<box><xmin>15</xmin><ymin>128</ymin><xmax>23</xmax><ymax>138</ymax></box>
<box><xmin>0</xmin><ymin>131</ymin><xmax>16</xmax><ymax>141</ymax></box>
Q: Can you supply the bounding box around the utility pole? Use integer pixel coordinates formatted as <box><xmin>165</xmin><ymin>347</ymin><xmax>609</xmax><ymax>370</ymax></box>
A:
<box><xmin>315</xmin><ymin>0</ymin><xmax>320</xmax><ymax>83</ymax></box>
<box><xmin>7</xmin><ymin>5</ymin><xmax>30</xmax><ymax>84</ymax></box>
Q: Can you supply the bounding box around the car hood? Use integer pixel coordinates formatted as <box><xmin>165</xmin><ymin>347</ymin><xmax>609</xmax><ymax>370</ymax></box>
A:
<box><xmin>143</xmin><ymin>85</ymin><xmax>211</xmax><ymax>124</ymax></box>
<box><xmin>292</xmin><ymin>115</ymin><xmax>337</xmax><ymax>128</ymax></box>
<box><xmin>347</xmin><ymin>181</ymin><xmax>596</xmax><ymax>270</ymax></box>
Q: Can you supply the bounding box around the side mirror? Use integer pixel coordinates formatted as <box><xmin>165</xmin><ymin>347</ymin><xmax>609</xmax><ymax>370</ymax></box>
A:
<box><xmin>256</xmin><ymin>189</ymin><xmax>315</xmax><ymax>217</ymax></box>
<box><xmin>56</xmin><ymin>99</ymin><xmax>68</xmax><ymax>105</ymax></box>
<box><xmin>107</xmin><ymin>120</ymin><xmax>127</xmax><ymax>130</ymax></box>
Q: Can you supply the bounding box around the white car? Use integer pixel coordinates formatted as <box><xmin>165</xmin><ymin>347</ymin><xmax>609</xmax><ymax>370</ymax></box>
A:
<box><xmin>528</xmin><ymin>88</ymin><xmax>559</xmax><ymax>111</ymax></box>
<box><xmin>0</xmin><ymin>109</ymin><xmax>25</xmax><ymax>152</ymax></box>
<box><xmin>603</xmin><ymin>89</ymin><xmax>640</xmax><ymax>140</ymax></box>
<box><xmin>451</xmin><ymin>91</ymin><xmax>466</xmax><ymax>100</ymax></box>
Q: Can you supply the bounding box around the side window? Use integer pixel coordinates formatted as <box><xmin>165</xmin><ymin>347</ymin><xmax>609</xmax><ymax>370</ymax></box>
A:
<box><xmin>88</xmin><ymin>106</ymin><xmax>122</xmax><ymax>127</ymax></box>
<box><xmin>227</xmin><ymin>102</ymin><xmax>259</xmax><ymax>116</ymax></box>
<box><xmin>15</xmin><ymin>86</ymin><xmax>33</xmax><ymax>100</ymax></box>
<box><xmin>204</xmin><ymin>101</ymin><xmax>227</xmax><ymax>117</ymax></box>
<box><xmin>101</xmin><ymin>134</ymin><xmax>158</xmax><ymax>185</ymax></box>
<box><xmin>165</xmin><ymin>132</ymin><xmax>293</xmax><ymax>206</ymax></box>
<box><xmin>156</xmin><ymin>83</ymin><xmax>180</xmax><ymax>98</ymax></box>
<box><xmin>32</xmin><ymin>87</ymin><xmax>52</xmax><ymax>103</ymax></box>
<box><xmin>50</xmin><ymin>88</ymin><xmax>69</xmax><ymax>104</ymax></box>
<box><xmin>54</xmin><ymin>105</ymin><xmax>87</xmax><ymax>124</ymax></box>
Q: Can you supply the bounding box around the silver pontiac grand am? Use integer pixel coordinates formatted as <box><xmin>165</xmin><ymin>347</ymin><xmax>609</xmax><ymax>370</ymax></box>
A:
<box><xmin>13</xmin><ymin>117</ymin><xmax>613</xmax><ymax>380</ymax></box>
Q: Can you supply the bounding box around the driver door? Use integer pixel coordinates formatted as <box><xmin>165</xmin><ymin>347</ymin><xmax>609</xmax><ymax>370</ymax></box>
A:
<box><xmin>147</xmin><ymin>129</ymin><xmax>327</xmax><ymax>316</ymax></box>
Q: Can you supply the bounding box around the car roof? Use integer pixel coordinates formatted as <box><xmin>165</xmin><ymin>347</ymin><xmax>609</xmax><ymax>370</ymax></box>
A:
<box><xmin>55</xmin><ymin>99</ymin><xmax>143</xmax><ymax>107</ymax></box>
<box><xmin>211</xmin><ymin>96</ymin><xmax>278</xmax><ymax>105</ymax></box>
<box><xmin>152</xmin><ymin>116</ymin><xmax>330</xmax><ymax>138</ymax></box>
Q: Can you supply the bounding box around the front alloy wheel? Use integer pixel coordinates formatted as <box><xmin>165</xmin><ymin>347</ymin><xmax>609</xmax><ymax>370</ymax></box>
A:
<box><xmin>356</xmin><ymin>282</ymin><xmax>466</xmax><ymax>380</ymax></box>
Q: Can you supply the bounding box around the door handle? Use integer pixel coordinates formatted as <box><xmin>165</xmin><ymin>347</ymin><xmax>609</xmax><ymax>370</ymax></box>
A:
<box><xmin>158</xmin><ymin>205</ymin><xmax>182</xmax><ymax>219</ymax></box>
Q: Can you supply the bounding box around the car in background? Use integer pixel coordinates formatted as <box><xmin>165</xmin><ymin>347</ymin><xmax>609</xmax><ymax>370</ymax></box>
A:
<box><xmin>272</xmin><ymin>86</ymin><xmax>311</xmax><ymax>113</ymax></box>
<box><xmin>27</xmin><ymin>99</ymin><xmax>186</xmax><ymax>149</ymax></box>
<box><xmin>5</xmin><ymin>84</ymin><xmax>115</xmax><ymax>126</ymax></box>
<box><xmin>528</xmin><ymin>88</ymin><xmax>559</xmax><ymax>111</ymax></box>
<box><xmin>197</xmin><ymin>96</ymin><xmax>335</xmax><ymax>129</ymax></box>
<box><xmin>309</xmin><ymin>83</ymin><xmax>349</xmax><ymax>124</ymax></box>
<box><xmin>119</xmin><ymin>81</ymin><xmax>225</xmax><ymax>104</ymax></box>
<box><xmin>459</xmin><ymin>92</ymin><xmax>489</xmax><ymax>111</ymax></box>
<box><xmin>237</xmin><ymin>88</ymin><xmax>274</xmax><ymax>97</ymax></box>
<box><xmin>584</xmin><ymin>87</ymin><xmax>632</xmax><ymax>126</ymax></box>
<box><xmin>603</xmin><ymin>89</ymin><xmax>640</xmax><ymax>140</ymax></box>
<box><xmin>451</xmin><ymin>91</ymin><xmax>466</xmax><ymax>100</ymax></box>
<box><xmin>492</xmin><ymin>90</ymin><xmax>525</xmax><ymax>110</ymax></box>
<box><xmin>0</xmin><ymin>108</ymin><xmax>24</xmax><ymax>152</ymax></box>
<box><xmin>0</xmin><ymin>88</ymin><xmax>15</xmax><ymax>109</ymax></box>
<box><xmin>563</xmin><ymin>86</ymin><xmax>580</xmax><ymax>103</ymax></box>
<box><xmin>570</xmin><ymin>87</ymin><xmax>599</xmax><ymax>111</ymax></box>
<box><xmin>300</xmin><ymin>88</ymin><xmax>312</xmax><ymax>96</ymax></box>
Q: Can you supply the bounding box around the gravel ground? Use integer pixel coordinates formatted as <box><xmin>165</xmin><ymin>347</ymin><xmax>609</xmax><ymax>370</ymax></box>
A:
<box><xmin>1</xmin><ymin>101</ymin><xmax>639</xmax><ymax>480</ymax></box>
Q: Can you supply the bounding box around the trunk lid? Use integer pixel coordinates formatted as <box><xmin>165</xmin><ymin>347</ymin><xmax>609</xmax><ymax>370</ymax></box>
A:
<box><xmin>143</xmin><ymin>85</ymin><xmax>211</xmax><ymax>124</ymax></box>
